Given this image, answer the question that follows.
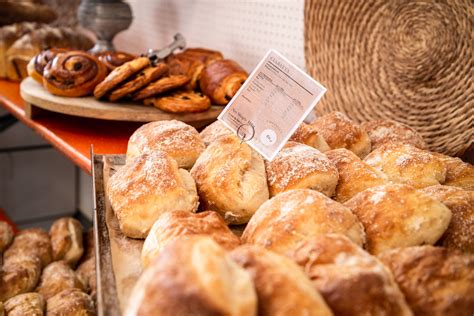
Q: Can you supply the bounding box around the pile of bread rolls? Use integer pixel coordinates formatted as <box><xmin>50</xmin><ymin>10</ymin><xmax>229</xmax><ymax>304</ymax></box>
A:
<box><xmin>0</xmin><ymin>218</ymin><xmax>96</xmax><ymax>315</ymax></box>
<box><xmin>106</xmin><ymin>112</ymin><xmax>473</xmax><ymax>316</ymax></box>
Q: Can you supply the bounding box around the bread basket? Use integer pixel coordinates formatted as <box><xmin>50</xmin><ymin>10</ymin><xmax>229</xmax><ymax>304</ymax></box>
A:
<box><xmin>304</xmin><ymin>0</ymin><xmax>473</xmax><ymax>157</ymax></box>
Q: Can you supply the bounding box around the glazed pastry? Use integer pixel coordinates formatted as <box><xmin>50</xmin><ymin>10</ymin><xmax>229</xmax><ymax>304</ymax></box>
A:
<box><xmin>171</xmin><ymin>48</ymin><xmax>224</xmax><ymax>64</ymax></box>
<box><xmin>4</xmin><ymin>228</ymin><xmax>52</xmax><ymax>267</ymax></box>
<box><xmin>361</xmin><ymin>119</ymin><xmax>427</xmax><ymax>150</ymax></box>
<box><xmin>26</xmin><ymin>48</ymin><xmax>68</xmax><ymax>83</ymax></box>
<box><xmin>290</xmin><ymin>122</ymin><xmax>331</xmax><ymax>152</ymax></box>
<box><xmin>200</xmin><ymin>59</ymin><xmax>248</xmax><ymax>105</ymax></box>
<box><xmin>144</xmin><ymin>90</ymin><xmax>211</xmax><ymax>113</ymax></box>
<box><xmin>432</xmin><ymin>152</ymin><xmax>474</xmax><ymax>190</ymax></box>
<box><xmin>36</xmin><ymin>261</ymin><xmax>85</xmax><ymax>300</ymax></box>
<box><xmin>199</xmin><ymin>120</ymin><xmax>233</xmax><ymax>146</ymax></box>
<box><xmin>43</xmin><ymin>51</ymin><xmax>108</xmax><ymax>97</ymax></box>
<box><xmin>108</xmin><ymin>63</ymin><xmax>168</xmax><ymax>101</ymax></box>
<box><xmin>132</xmin><ymin>74</ymin><xmax>190</xmax><ymax>101</ymax></box>
<box><xmin>49</xmin><ymin>217</ymin><xmax>84</xmax><ymax>267</ymax></box>
<box><xmin>0</xmin><ymin>221</ymin><xmax>13</xmax><ymax>253</ymax></box>
<box><xmin>94</xmin><ymin>56</ymin><xmax>150</xmax><ymax>99</ymax></box>
<box><xmin>95</xmin><ymin>51</ymin><xmax>136</xmax><ymax>71</ymax></box>
<box><xmin>4</xmin><ymin>292</ymin><xmax>45</xmax><ymax>316</ymax></box>
<box><xmin>0</xmin><ymin>255</ymin><xmax>42</xmax><ymax>301</ymax></box>
<box><xmin>46</xmin><ymin>288</ymin><xmax>95</xmax><ymax>316</ymax></box>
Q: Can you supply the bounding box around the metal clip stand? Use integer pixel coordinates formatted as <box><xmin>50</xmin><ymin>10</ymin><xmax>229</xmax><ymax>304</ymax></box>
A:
<box><xmin>147</xmin><ymin>33</ymin><xmax>187</xmax><ymax>65</ymax></box>
<box><xmin>236</xmin><ymin>123</ymin><xmax>255</xmax><ymax>145</ymax></box>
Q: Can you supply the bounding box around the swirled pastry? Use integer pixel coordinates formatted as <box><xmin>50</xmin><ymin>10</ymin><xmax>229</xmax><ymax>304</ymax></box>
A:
<box><xmin>144</xmin><ymin>90</ymin><xmax>211</xmax><ymax>113</ymax></box>
<box><xmin>132</xmin><ymin>74</ymin><xmax>190</xmax><ymax>101</ymax></box>
<box><xmin>95</xmin><ymin>51</ymin><xmax>136</xmax><ymax>71</ymax></box>
<box><xmin>42</xmin><ymin>51</ymin><xmax>107</xmax><ymax>97</ymax></box>
<box><xmin>4</xmin><ymin>292</ymin><xmax>45</xmax><ymax>316</ymax></box>
<box><xmin>361</xmin><ymin>120</ymin><xmax>427</xmax><ymax>150</ymax></box>
<box><xmin>27</xmin><ymin>48</ymin><xmax>68</xmax><ymax>83</ymax></box>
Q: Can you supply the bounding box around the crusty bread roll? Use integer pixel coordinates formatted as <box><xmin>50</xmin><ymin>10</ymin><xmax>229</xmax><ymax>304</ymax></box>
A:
<box><xmin>50</xmin><ymin>217</ymin><xmax>84</xmax><ymax>267</ymax></box>
<box><xmin>0</xmin><ymin>301</ymin><xmax>3</xmax><ymax>316</ymax></box>
<box><xmin>312</xmin><ymin>111</ymin><xmax>371</xmax><ymax>158</ymax></box>
<box><xmin>361</xmin><ymin>120</ymin><xmax>427</xmax><ymax>150</ymax></box>
<box><xmin>0</xmin><ymin>221</ymin><xmax>13</xmax><ymax>253</ymax></box>
<box><xmin>325</xmin><ymin>148</ymin><xmax>388</xmax><ymax>202</ymax></box>
<box><xmin>126</xmin><ymin>120</ymin><xmax>205</xmax><ymax>169</ymax></box>
<box><xmin>199</xmin><ymin>120</ymin><xmax>233</xmax><ymax>146</ymax></box>
<box><xmin>46</xmin><ymin>288</ymin><xmax>95</xmax><ymax>316</ymax></box>
<box><xmin>364</xmin><ymin>143</ymin><xmax>447</xmax><ymax>188</ymax></box>
<box><xmin>344</xmin><ymin>184</ymin><xmax>452</xmax><ymax>254</ymax></box>
<box><xmin>378</xmin><ymin>246</ymin><xmax>474</xmax><ymax>316</ymax></box>
<box><xmin>229</xmin><ymin>245</ymin><xmax>333</xmax><ymax>316</ymax></box>
<box><xmin>265</xmin><ymin>142</ymin><xmax>338</xmax><ymax>197</ymax></box>
<box><xmin>288</xmin><ymin>234</ymin><xmax>412</xmax><ymax>316</ymax></box>
<box><xmin>0</xmin><ymin>255</ymin><xmax>42</xmax><ymax>301</ymax></box>
<box><xmin>4</xmin><ymin>228</ymin><xmax>52</xmax><ymax>267</ymax></box>
<box><xmin>107</xmin><ymin>151</ymin><xmax>199</xmax><ymax>238</ymax></box>
<box><xmin>290</xmin><ymin>122</ymin><xmax>331</xmax><ymax>152</ymax></box>
<box><xmin>125</xmin><ymin>236</ymin><xmax>257</xmax><ymax>316</ymax></box>
<box><xmin>75</xmin><ymin>258</ymin><xmax>96</xmax><ymax>297</ymax></box>
<box><xmin>432</xmin><ymin>152</ymin><xmax>473</xmax><ymax>190</ymax></box>
<box><xmin>241</xmin><ymin>189</ymin><xmax>365</xmax><ymax>254</ymax></box>
<box><xmin>190</xmin><ymin>135</ymin><xmax>269</xmax><ymax>224</ymax></box>
<box><xmin>421</xmin><ymin>185</ymin><xmax>473</xmax><ymax>253</ymax></box>
<box><xmin>141</xmin><ymin>210</ymin><xmax>240</xmax><ymax>267</ymax></box>
<box><xmin>4</xmin><ymin>292</ymin><xmax>45</xmax><ymax>316</ymax></box>
<box><xmin>36</xmin><ymin>260</ymin><xmax>85</xmax><ymax>300</ymax></box>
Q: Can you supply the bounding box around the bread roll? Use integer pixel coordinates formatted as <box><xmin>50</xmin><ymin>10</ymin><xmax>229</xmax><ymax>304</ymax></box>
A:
<box><xmin>241</xmin><ymin>189</ymin><xmax>366</xmax><ymax>254</ymax></box>
<box><xmin>344</xmin><ymin>184</ymin><xmax>452</xmax><ymax>254</ymax></box>
<box><xmin>36</xmin><ymin>260</ymin><xmax>85</xmax><ymax>300</ymax></box>
<box><xmin>190</xmin><ymin>135</ymin><xmax>269</xmax><ymax>224</ymax></box>
<box><xmin>421</xmin><ymin>185</ymin><xmax>473</xmax><ymax>253</ymax></box>
<box><xmin>125</xmin><ymin>236</ymin><xmax>257</xmax><ymax>316</ymax></box>
<box><xmin>378</xmin><ymin>246</ymin><xmax>474</xmax><ymax>316</ymax></box>
<box><xmin>265</xmin><ymin>142</ymin><xmax>338</xmax><ymax>197</ymax></box>
<box><xmin>4</xmin><ymin>228</ymin><xmax>52</xmax><ymax>267</ymax></box>
<box><xmin>50</xmin><ymin>217</ymin><xmax>84</xmax><ymax>267</ymax></box>
<box><xmin>0</xmin><ymin>255</ymin><xmax>42</xmax><ymax>301</ymax></box>
<box><xmin>0</xmin><ymin>301</ymin><xmax>3</xmax><ymax>316</ymax></box>
<box><xmin>4</xmin><ymin>292</ymin><xmax>45</xmax><ymax>316</ymax></box>
<box><xmin>126</xmin><ymin>120</ymin><xmax>205</xmax><ymax>169</ymax></box>
<box><xmin>361</xmin><ymin>120</ymin><xmax>427</xmax><ymax>150</ymax></box>
<box><xmin>432</xmin><ymin>152</ymin><xmax>474</xmax><ymax>190</ymax></box>
<box><xmin>199</xmin><ymin>120</ymin><xmax>233</xmax><ymax>146</ymax></box>
<box><xmin>107</xmin><ymin>151</ymin><xmax>199</xmax><ymax>238</ymax></box>
<box><xmin>229</xmin><ymin>245</ymin><xmax>333</xmax><ymax>316</ymax></box>
<box><xmin>312</xmin><ymin>111</ymin><xmax>371</xmax><ymax>158</ymax></box>
<box><xmin>0</xmin><ymin>221</ymin><xmax>13</xmax><ymax>253</ymax></box>
<box><xmin>75</xmin><ymin>258</ymin><xmax>96</xmax><ymax>297</ymax></box>
<box><xmin>290</xmin><ymin>122</ymin><xmax>331</xmax><ymax>152</ymax></box>
<box><xmin>364</xmin><ymin>143</ymin><xmax>447</xmax><ymax>188</ymax></box>
<box><xmin>46</xmin><ymin>288</ymin><xmax>95</xmax><ymax>316</ymax></box>
<box><xmin>80</xmin><ymin>229</ymin><xmax>95</xmax><ymax>263</ymax></box>
<box><xmin>141</xmin><ymin>210</ymin><xmax>240</xmax><ymax>267</ymax></box>
<box><xmin>325</xmin><ymin>148</ymin><xmax>388</xmax><ymax>202</ymax></box>
<box><xmin>288</xmin><ymin>234</ymin><xmax>412</xmax><ymax>316</ymax></box>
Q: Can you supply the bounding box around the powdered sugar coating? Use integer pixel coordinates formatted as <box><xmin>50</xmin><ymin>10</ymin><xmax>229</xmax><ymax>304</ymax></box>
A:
<box><xmin>199</xmin><ymin>121</ymin><xmax>233</xmax><ymax>146</ymax></box>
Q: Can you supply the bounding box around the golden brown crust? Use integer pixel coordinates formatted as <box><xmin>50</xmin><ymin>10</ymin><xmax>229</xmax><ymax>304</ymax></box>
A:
<box><xmin>421</xmin><ymin>185</ymin><xmax>474</xmax><ymax>253</ymax></box>
<box><xmin>50</xmin><ymin>217</ymin><xmax>84</xmax><ymax>267</ymax></box>
<box><xmin>27</xmin><ymin>48</ymin><xmax>68</xmax><ymax>83</ymax></box>
<box><xmin>241</xmin><ymin>189</ymin><xmax>366</xmax><ymax>254</ymax></box>
<box><xmin>325</xmin><ymin>148</ymin><xmax>388</xmax><ymax>202</ymax></box>
<box><xmin>145</xmin><ymin>90</ymin><xmax>211</xmax><ymax>113</ymax></box>
<box><xmin>364</xmin><ymin>143</ymin><xmax>447</xmax><ymax>188</ymax></box>
<box><xmin>4</xmin><ymin>292</ymin><xmax>45</xmax><ymax>316</ymax></box>
<box><xmin>288</xmin><ymin>234</ymin><xmax>412</xmax><ymax>316</ymax></box>
<box><xmin>431</xmin><ymin>152</ymin><xmax>474</xmax><ymax>190</ymax></box>
<box><xmin>42</xmin><ymin>51</ymin><xmax>108</xmax><ymax>97</ymax></box>
<box><xmin>36</xmin><ymin>261</ymin><xmax>85</xmax><ymax>300</ymax></box>
<box><xmin>190</xmin><ymin>135</ymin><xmax>269</xmax><ymax>225</ymax></box>
<box><xmin>229</xmin><ymin>245</ymin><xmax>333</xmax><ymax>316</ymax></box>
<box><xmin>0</xmin><ymin>255</ymin><xmax>42</xmax><ymax>301</ymax></box>
<box><xmin>75</xmin><ymin>258</ymin><xmax>96</xmax><ymax>296</ymax></box>
<box><xmin>126</xmin><ymin>120</ymin><xmax>205</xmax><ymax>169</ymax></box>
<box><xmin>93</xmin><ymin>56</ymin><xmax>150</xmax><ymax>99</ymax></box>
<box><xmin>312</xmin><ymin>111</ymin><xmax>371</xmax><ymax>158</ymax></box>
<box><xmin>46</xmin><ymin>288</ymin><xmax>95</xmax><ymax>316</ymax></box>
<box><xmin>344</xmin><ymin>184</ymin><xmax>452</xmax><ymax>254</ymax></box>
<box><xmin>265</xmin><ymin>142</ymin><xmax>339</xmax><ymax>197</ymax></box>
<box><xmin>4</xmin><ymin>228</ymin><xmax>52</xmax><ymax>267</ymax></box>
<box><xmin>125</xmin><ymin>236</ymin><xmax>256</xmax><ymax>316</ymax></box>
<box><xmin>107</xmin><ymin>151</ymin><xmax>199</xmax><ymax>238</ymax></box>
<box><xmin>132</xmin><ymin>74</ymin><xmax>190</xmax><ymax>101</ymax></box>
<box><xmin>95</xmin><ymin>51</ymin><xmax>136</xmax><ymax>71</ymax></box>
<box><xmin>199</xmin><ymin>120</ymin><xmax>233</xmax><ymax>146</ymax></box>
<box><xmin>361</xmin><ymin>120</ymin><xmax>427</xmax><ymax>150</ymax></box>
<box><xmin>141</xmin><ymin>211</ymin><xmax>240</xmax><ymax>267</ymax></box>
<box><xmin>200</xmin><ymin>59</ymin><xmax>248</xmax><ymax>105</ymax></box>
<box><xmin>108</xmin><ymin>63</ymin><xmax>168</xmax><ymax>102</ymax></box>
<box><xmin>378</xmin><ymin>246</ymin><xmax>474</xmax><ymax>316</ymax></box>
<box><xmin>0</xmin><ymin>221</ymin><xmax>13</xmax><ymax>253</ymax></box>
<box><xmin>172</xmin><ymin>48</ymin><xmax>224</xmax><ymax>64</ymax></box>
<box><xmin>290</xmin><ymin>122</ymin><xmax>331</xmax><ymax>152</ymax></box>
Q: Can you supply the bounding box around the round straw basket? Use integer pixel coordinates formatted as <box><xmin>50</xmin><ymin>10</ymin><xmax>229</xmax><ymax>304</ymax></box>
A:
<box><xmin>304</xmin><ymin>0</ymin><xmax>473</xmax><ymax>156</ymax></box>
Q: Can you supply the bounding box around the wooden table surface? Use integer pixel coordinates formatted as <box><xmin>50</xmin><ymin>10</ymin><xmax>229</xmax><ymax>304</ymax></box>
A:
<box><xmin>0</xmin><ymin>80</ymin><xmax>143</xmax><ymax>174</ymax></box>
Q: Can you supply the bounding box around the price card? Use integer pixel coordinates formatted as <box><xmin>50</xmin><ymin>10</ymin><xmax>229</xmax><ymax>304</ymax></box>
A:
<box><xmin>218</xmin><ymin>49</ymin><xmax>327</xmax><ymax>161</ymax></box>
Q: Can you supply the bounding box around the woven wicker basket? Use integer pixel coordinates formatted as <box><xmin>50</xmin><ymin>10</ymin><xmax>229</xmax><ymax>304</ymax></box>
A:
<box><xmin>304</xmin><ymin>0</ymin><xmax>473</xmax><ymax>156</ymax></box>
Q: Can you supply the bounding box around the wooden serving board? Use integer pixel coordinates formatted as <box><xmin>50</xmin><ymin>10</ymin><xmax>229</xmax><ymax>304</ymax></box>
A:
<box><xmin>20</xmin><ymin>77</ymin><xmax>222</xmax><ymax>128</ymax></box>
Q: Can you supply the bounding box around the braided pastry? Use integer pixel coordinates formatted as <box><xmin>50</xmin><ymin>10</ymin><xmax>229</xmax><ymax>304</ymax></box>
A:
<box><xmin>144</xmin><ymin>91</ymin><xmax>211</xmax><ymax>113</ymax></box>
<box><xmin>27</xmin><ymin>48</ymin><xmax>68</xmax><ymax>84</ymax></box>
<box><xmin>95</xmin><ymin>51</ymin><xmax>136</xmax><ymax>71</ymax></box>
<box><xmin>132</xmin><ymin>75</ymin><xmax>190</xmax><ymax>101</ymax></box>
<box><xmin>42</xmin><ymin>51</ymin><xmax>107</xmax><ymax>97</ymax></box>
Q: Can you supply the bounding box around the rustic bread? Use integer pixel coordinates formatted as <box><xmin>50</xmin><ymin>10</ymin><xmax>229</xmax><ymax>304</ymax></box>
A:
<box><xmin>4</xmin><ymin>292</ymin><xmax>45</xmax><ymax>316</ymax></box>
<box><xmin>432</xmin><ymin>152</ymin><xmax>474</xmax><ymax>190</ymax></box>
<box><xmin>290</xmin><ymin>122</ymin><xmax>331</xmax><ymax>152</ymax></box>
<box><xmin>0</xmin><ymin>255</ymin><xmax>42</xmax><ymax>301</ymax></box>
<box><xmin>0</xmin><ymin>221</ymin><xmax>13</xmax><ymax>253</ymax></box>
<box><xmin>199</xmin><ymin>120</ymin><xmax>233</xmax><ymax>146</ymax></box>
<box><xmin>4</xmin><ymin>228</ymin><xmax>52</xmax><ymax>267</ymax></box>
<box><xmin>361</xmin><ymin>119</ymin><xmax>427</xmax><ymax>150</ymax></box>
<box><xmin>36</xmin><ymin>260</ymin><xmax>85</xmax><ymax>300</ymax></box>
<box><xmin>46</xmin><ymin>288</ymin><xmax>95</xmax><ymax>316</ymax></box>
<box><xmin>50</xmin><ymin>217</ymin><xmax>84</xmax><ymax>267</ymax></box>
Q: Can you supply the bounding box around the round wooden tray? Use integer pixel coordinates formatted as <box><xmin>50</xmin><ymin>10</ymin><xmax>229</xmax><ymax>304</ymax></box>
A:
<box><xmin>20</xmin><ymin>77</ymin><xmax>223</xmax><ymax>126</ymax></box>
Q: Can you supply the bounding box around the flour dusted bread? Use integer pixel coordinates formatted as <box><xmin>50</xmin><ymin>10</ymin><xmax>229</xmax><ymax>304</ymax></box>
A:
<box><xmin>265</xmin><ymin>142</ymin><xmax>338</xmax><ymax>197</ymax></box>
<box><xmin>361</xmin><ymin>120</ymin><xmax>427</xmax><ymax>150</ymax></box>
<box><xmin>345</xmin><ymin>184</ymin><xmax>452</xmax><ymax>254</ymax></box>
<box><xmin>126</xmin><ymin>120</ymin><xmax>205</xmax><ymax>169</ymax></box>
<box><xmin>378</xmin><ymin>246</ymin><xmax>474</xmax><ymax>316</ymax></box>
<box><xmin>36</xmin><ymin>260</ymin><xmax>85</xmax><ymax>300</ymax></box>
<box><xmin>46</xmin><ymin>288</ymin><xmax>95</xmax><ymax>316</ymax></box>
<box><xmin>199</xmin><ymin>120</ymin><xmax>232</xmax><ymax>146</ymax></box>
<box><xmin>229</xmin><ymin>245</ymin><xmax>333</xmax><ymax>316</ymax></box>
<box><xmin>364</xmin><ymin>143</ymin><xmax>447</xmax><ymax>188</ymax></box>
<box><xmin>326</xmin><ymin>148</ymin><xmax>388</xmax><ymax>202</ymax></box>
<box><xmin>107</xmin><ymin>151</ymin><xmax>199</xmax><ymax>238</ymax></box>
<box><xmin>289</xmin><ymin>234</ymin><xmax>412</xmax><ymax>316</ymax></box>
<box><xmin>50</xmin><ymin>217</ymin><xmax>84</xmax><ymax>267</ymax></box>
<box><xmin>242</xmin><ymin>189</ymin><xmax>365</xmax><ymax>254</ymax></box>
<box><xmin>4</xmin><ymin>292</ymin><xmax>45</xmax><ymax>316</ymax></box>
<box><xmin>290</xmin><ymin>123</ymin><xmax>331</xmax><ymax>152</ymax></box>
<box><xmin>0</xmin><ymin>255</ymin><xmax>42</xmax><ymax>301</ymax></box>
<box><xmin>141</xmin><ymin>210</ymin><xmax>240</xmax><ymax>267</ymax></box>
<box><xmin>0</xmin><ymin>221</ymin><xmax>13</xmax><ymax>253</ymax></box>
<box><xmin>312</xmin><ymin>111</ymin><xmax>371</xmax><ymax>158</ymax></box>
<box><xmin>4</xmin><ymin>228</ymin><xmax>52</xmax><ymax>267</ymax></box>
<box><xmin>191</xmin><ymin>135</ymin><xmax>269</xmax><ymax>224</ymax></box>
<box><xmin>432</xmin><ymin>152</ymin><xmax>474</xmax><ymax>190</ymax></box>
<box><xmin>421</xmin><ymin>185</ymin><xmax>474</xmax><ymax>253</ymax></box>
<box><xmin>125</xmin><ymin>236</ymin><xmax>257</xmax><ymax>316</ymax></box>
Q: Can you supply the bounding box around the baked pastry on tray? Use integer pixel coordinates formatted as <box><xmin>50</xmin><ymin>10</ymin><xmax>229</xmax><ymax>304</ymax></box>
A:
<box><xmin>27</xmin><ymin>47</ymin><xmax>68</xmax><ymax>83</ymax></box>
<box><xmin>132</xmin><ymin>74</ymin><xmax>190</xmax><ymax>101</ymax></box>
<box><xmin>95</xmin><ymin>51</ymin><xmax>136</xmax><ymax>71</ymax></box>
<box><xmin>144</xmin><ymin>90</ymin><xmax>211</xmax><ymax>113</ymax></box>
<box><xmin>3</xmin><ymin>292</ymin><xmax>45</xmax><ymax>316</ymax></box>
<box><xmin>46</xmin><ymin>288</ymin><xmax>95</xmax><ymax>316</ymax></box>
